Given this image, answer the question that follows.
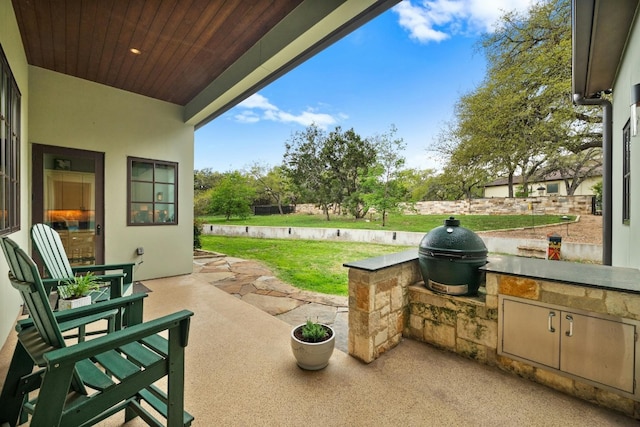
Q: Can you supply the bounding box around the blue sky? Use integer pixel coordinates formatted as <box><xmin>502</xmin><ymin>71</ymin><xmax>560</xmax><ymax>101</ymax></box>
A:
<box><xmin>194</xmin><ymin>0</ymin><xmax>536</xmax><ymax>173</ymax></box>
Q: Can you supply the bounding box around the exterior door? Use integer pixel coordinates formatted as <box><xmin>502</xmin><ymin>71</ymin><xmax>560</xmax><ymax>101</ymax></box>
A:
<box><xmin>32</xmin><ymin>144</ymin><xmax>104</xmax><ymax>266</ymax></box>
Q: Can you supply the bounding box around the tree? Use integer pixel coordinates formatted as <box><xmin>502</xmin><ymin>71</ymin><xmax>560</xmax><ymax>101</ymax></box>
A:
<box><xmin>363</xmin><ymin>125</ymin><xmax>407</xmax><ymax>226</ymax></box>
<box><xmin>194</xmin><ymin>168</ymin><xmax>224</xmax><ymax>192</ymax></box>
<box><xmin>247</xmin><ymin>163</ymin><xmax>291</xmax><ymax>214</ymax></box>
<box><xmin>282</xmin><ymin>125</ymin><xmax>335</xmax><ymax>220</ymax></box>
<box><xmin>323</xmin><ymin>127</ymin><xmax>377</xmax><ymax>218</ymax></box>
<box><xmin>433</xmin><ymin>121</ymin><xmax>492</xmax><ymax>199</ymax></box>
<box><xmin>209</xmin><ymin>171</ymin><xmax>256</xmax><ymax>220</ymax></box>
<box><xmin>434</xmin><ymin>0</ymin><xmax>601</xmax><ymax>196</ymax></box>
<box><xmin>397</xmin><ymin>168</ymin><xmax>438</xmax><ymax>202</ymax></box>
<box><xmin>282</xmin><ymin>125</ymin><xmax>377</xmax><ymax>220</ymax></box>
<box><xmin>537</xmin><ymin>148</ymin><xmax>602</xmax><ymax>195</ymax></box>
<box><xmin>194</xmin><ymin>168</ymin><xmax>225</xmax><ymax>216</ymax></box>
<box><xmin>194</xmin><ymin>188</ymin><xmax>214</xmax><ymax>216</ymax></box>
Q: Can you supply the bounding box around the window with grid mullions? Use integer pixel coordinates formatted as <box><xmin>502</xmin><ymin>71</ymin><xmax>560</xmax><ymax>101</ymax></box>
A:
<box><xmin>128</xmin><ymin>157</ymin><xmax>177</xmax><ymax>225</ymax></box>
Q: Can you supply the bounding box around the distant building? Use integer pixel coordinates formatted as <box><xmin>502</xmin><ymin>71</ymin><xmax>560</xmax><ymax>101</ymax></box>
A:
<box><xmin>483</xmin><ymin>170</ymin><xmax>601</xmax><ymax>198</ymax></box>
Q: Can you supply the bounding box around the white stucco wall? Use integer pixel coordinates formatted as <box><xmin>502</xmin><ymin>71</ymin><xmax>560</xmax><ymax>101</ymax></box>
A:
<box><xmin>0</xmin><ymin>0</ymin><xmax>30</xmax><ymax>349</ymax></box>
<box><xmin>611</xmin><ymin>8</ymin><xmax>640</xmax><ymax>268</ymax></box>
<box><xmin>28</xmin><ymin>67</ymin><xmax>194</xmax><ymax>281</ymax></box>
<box><xmin>484</xmin><ymin>176</ymin><xmax>600</xmax><ymax>198</ymax></box>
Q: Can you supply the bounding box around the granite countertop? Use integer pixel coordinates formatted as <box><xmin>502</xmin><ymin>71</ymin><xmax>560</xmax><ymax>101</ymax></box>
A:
<box><xmin>343</xmin><ymin>249</ymin><xmax>418</xmax><ymax>272</ymax></box>
<box><xmin>343</xmin><ymin>249</ymin><xmax>640</xmax><ymax>295</ymax></box>
<box><xmin>481</xmin><ymin>255</ymin><xmax>640</xmax><ymax>294</ymax></box>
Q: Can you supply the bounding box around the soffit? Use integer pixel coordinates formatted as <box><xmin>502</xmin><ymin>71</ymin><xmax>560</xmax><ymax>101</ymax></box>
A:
<box><xmin>12</xmin><ymin>1</ymin><xmax>304</xmax><ymax>106</ymax></box>
<box><xmin>572</xmin><ymin>0</ymin><xmax>639</xmax><ymax>98</ymax></box>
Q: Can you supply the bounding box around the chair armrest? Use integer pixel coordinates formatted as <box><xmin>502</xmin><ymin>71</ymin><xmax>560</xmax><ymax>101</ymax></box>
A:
<box><xmin>73</xmin><ymin>264</ymin><xmax>135</xmax><ymax>290</ymax></box>
<box><xmin>56</xmin><ymin>293</ymin><xmax>146</xmax><ymax>320</ymax></box>
<box><xmin>91</xmin><ymin>273</ymin><xmax>125</xmax><ymax>281</ymax></box>
<box><xmin>16</xmin><ymin>293</ymin><xmax>148</xmax><ymax>331</ymax></box>
<box><xmin>73</xmin><ymin>263</ymin><xmax>135</xmax><ymax>276</ymax></box>
<box><xmin>90</xmin><ymin>273</ymin><xmax>126</xmax><ymax>299</ymax></box>
<box><xmin>43</xmin><ymin>310</ymin><xmax>194</xmax><ymax>365</ymax></box>
<box><xmin>57</xmin><ymin>310</ymin><xmax>119</xmax><ymax>334</ymax></box>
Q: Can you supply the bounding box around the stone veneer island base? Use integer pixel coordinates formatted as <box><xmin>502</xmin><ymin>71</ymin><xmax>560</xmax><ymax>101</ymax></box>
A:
<box><xmin>345</xmin><ymin>250</ymin><xmax>640</xmax><ymax>419</ymax></box>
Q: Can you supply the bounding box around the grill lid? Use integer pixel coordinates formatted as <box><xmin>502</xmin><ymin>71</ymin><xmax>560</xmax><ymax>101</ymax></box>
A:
<box><xmin>419</xmin><ymin>216</ymin><xmax>487</xmax><ymax>257</ymax></box>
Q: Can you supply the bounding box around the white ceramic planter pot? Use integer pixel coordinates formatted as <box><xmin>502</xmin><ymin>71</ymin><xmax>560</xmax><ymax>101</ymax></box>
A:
<box><xmin>58</xmin><ymin>295</ymin><xmax>92</xmax><ymax>310</ymax></box>
<box><xmin>290</xmin><ymin>324</ymin><xmax>335</xmax><ymax>370</ymax></box>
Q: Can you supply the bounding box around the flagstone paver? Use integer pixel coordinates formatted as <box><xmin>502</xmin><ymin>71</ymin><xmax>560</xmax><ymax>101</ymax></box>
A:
<box><xmin>194</xmin><ymin>254</ymin><xmax>348</xmax><ymax>352</ymax></box>
<box><xmin>241</xmin><ymin>293</ymin><xmax>306</xmax><ymax>316</ymax></box>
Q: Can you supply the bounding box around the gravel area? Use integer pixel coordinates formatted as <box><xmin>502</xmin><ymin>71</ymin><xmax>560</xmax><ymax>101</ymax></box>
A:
<box><xmin>477</xmin><ymin>215</ymin><xmax>602</xmax><ymax>245</ymax></box>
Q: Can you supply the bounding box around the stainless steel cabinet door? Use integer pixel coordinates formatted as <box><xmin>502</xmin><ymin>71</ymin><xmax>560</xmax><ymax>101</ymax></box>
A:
<box><xmin>501</xmin><ymin>299</ymin><xmax>560</xmax><ymax>369</ymax></box>
<box><xmin>560</xmin><ymin>312</ymin><xmax>635</xmax><ymax>393</ymax></box>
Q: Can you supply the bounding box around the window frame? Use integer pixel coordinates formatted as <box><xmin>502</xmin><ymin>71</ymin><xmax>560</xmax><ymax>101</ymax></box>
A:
<box><xmin>127</xmin><ymin>157</ymin><xmax>178</xmax><ymax>226</ymax></box>
<box><xmin>623</xmin><ymin>119</ymin><xmax>631</xmax><ymax>225</ymax></box>
<box><xmin>546</xmin><ymin>183</ymin><xmax>559</xmax><ymax>195</ymax></box>
<box><xmin>0</xmin><ymin>44</ymin><xmax>21</xmax><ymax>236</ymax></box>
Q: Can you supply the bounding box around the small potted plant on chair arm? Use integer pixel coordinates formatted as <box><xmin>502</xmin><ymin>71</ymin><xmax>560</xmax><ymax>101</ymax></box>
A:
<box><xmin>57</xmin><ymin>272</ymin><xmax>100</xmax><ymax>310</ymax></box>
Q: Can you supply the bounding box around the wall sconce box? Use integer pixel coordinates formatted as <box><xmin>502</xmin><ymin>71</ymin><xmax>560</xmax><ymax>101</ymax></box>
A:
<box><xmin>631</xmin><ymin>83</ymin><xmax>640</xmax><ymax>136</ymax></box>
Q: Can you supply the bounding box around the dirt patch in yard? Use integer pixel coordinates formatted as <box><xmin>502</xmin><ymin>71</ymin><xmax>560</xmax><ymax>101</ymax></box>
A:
<box><xmin>477</xmin><ymin>215</ymin><xmax>602</xmax><ymax>245</ymax></box>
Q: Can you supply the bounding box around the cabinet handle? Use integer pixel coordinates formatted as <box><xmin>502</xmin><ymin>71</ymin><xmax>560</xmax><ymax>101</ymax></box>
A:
<box><xmin>565</xmin><ymin>314</ymin><xmax>574</xmax><ymax>337</ymax></box>
<box><xmin>548</xmin><ymin>311</ymin><xmax>556</xmax><ymax>332</ymax></box>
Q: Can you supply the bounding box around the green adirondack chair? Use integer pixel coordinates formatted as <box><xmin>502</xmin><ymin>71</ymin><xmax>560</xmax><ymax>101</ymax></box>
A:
<box><xmin>31</xmin><ymin>223</ymin><xmax>136</xmax><ymax>302</ymax></box>
<box><xmin>0</xmin><ymin>237</ymin><xmax>194</xmax><ymax>427</ymax></box>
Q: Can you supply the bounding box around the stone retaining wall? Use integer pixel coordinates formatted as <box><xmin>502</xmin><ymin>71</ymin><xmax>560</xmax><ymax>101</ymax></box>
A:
<box><xmin>296</xmin><ymin>195</ymin><xmax>594</xmax><ymax>216</ymax></box>
<box><xmin>202</xmin><ymin>224</ymin><xmax>603</xmax><ymax>262</ymax></box>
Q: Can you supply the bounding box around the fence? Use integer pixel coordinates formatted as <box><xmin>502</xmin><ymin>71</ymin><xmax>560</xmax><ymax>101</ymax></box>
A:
<box><xmin>252</xmin><ymin>205</ymin><xmax>295</xmax><ymax>215</ymax></box>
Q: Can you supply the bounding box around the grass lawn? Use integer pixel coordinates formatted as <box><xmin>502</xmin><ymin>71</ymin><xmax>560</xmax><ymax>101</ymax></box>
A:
<box><xmin>200</xmin><ymin>235</ymin><xmax>411</xmax><ymax>296</ymax></box>
<box><xmin>198</xmin><ymin>212</ymin><xmax>573</xmax><ymax>232</ymax></box>
<box><xmin>198</xmin><ymin>213</ymin><xmax>575</xmax><ymax>296</ymax></box>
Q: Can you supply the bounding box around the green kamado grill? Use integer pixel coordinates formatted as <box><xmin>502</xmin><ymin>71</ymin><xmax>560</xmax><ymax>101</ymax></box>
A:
<box><xmin>418</xmin><ymin>216</ymin><xmax>488</xmax><ymax>296</ymax></box>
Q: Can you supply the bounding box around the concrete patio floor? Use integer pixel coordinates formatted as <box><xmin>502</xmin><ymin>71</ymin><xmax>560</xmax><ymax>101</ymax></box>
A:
<box><xmin>0</xmin><ymin>256</ymin><xmax>635</xmax><ymax>426</ymax></box>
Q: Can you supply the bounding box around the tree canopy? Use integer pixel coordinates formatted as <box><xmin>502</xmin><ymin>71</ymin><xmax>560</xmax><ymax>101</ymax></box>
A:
<box><xmin>434</xmin><ymin>0</ymin><xmax>602</xmax><ymax>197</ymax></box>
<box><xmin>282</xmin><ymin>125</ymin><xmax>379</xmax><ymax>219</ymax></box>
<box><xmin>209</xmin><ymin>171</ymin><xmax>256</xmax><ymax>219</ymax></box>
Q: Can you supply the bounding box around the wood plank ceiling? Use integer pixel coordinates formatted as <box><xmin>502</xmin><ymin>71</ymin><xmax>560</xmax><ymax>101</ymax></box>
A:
<box><xmin>12</xmin><ymin>0</ymin><xmax>303</xmax><ymax>106</ymax></box>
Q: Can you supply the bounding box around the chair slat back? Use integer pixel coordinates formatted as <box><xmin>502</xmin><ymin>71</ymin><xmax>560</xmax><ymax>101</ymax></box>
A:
<box><xmin>1</xmin><ymin>237</ymin><xmax>66</xmax><ymax>349</ymax></box>
<box><xmin>31</xmin><ymin>223</ymin><xmax>74</xmax><ymax>279</ymax></box>
<box><xmin>1</xmin><ymin>237</ymin><xmax>87</xmax><ymax>395</ymax></box>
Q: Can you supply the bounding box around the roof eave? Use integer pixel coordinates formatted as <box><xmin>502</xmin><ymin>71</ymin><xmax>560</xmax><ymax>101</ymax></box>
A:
<box><xmin>572</xmin><ymin>0</ymin><xmax>639</xmax><ymax>99</ymax></box>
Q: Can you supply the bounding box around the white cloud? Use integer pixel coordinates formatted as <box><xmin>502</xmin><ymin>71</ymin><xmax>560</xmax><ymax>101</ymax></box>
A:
<box><xmin>238</xmin><ymin>93</ymin><xmax>277</xmax><ymax>111</ymax></box>
<box><xmin>235</xmin><ymin>93</ymin><xmax>343</xmax><ymax>129</ymax></box>
<box><xmin>233</xmin><ymin>111</ymin><xmax>260</xmax><ymax>123</ymax></box>
<box><xmin>394</xmin><ymin>0</ymin><xmax>536</xmax><ymax>43</ymax></box>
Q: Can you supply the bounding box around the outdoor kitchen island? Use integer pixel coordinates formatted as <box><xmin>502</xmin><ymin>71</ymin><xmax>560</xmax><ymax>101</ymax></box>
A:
<box><xmin>346</xmin><ymin>251</ymin><xmax>640</xmax><ymax>419</ymax></box>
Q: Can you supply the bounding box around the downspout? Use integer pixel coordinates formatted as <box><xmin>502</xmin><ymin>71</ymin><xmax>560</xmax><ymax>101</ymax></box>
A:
<box><xmin>573</xmin><ymin>93</ymin><xmax>612</xmax><ymax>266</ymax></box>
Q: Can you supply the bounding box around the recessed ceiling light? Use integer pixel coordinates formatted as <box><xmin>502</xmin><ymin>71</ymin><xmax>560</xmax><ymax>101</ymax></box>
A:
<box><xmin>130</xmin><ymin>48</ymin><xmax>141</xmax><ymax>55</ymax></box>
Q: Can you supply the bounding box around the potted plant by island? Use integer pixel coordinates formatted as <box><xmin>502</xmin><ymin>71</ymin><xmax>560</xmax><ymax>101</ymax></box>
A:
<box><xmin>290</xmin><ymin>319</ymin><xmax>335</xmax><ymax>370</ymax></box>
<box><xmin>57</xmin><ymin>272</ymin><xmax>100</xmax><ymax>310</ymax></box>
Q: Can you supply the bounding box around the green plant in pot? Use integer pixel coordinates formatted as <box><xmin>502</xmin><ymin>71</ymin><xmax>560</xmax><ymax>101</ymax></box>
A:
<box><xmin>57</xmin><ymin>272</ymin><xmax>100</xmax><ymax>310</ymax></box>
<box><xmin>290</xmin><ymin>319</ymin><xmax>335</xmax><ymax>370</ymax></box>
